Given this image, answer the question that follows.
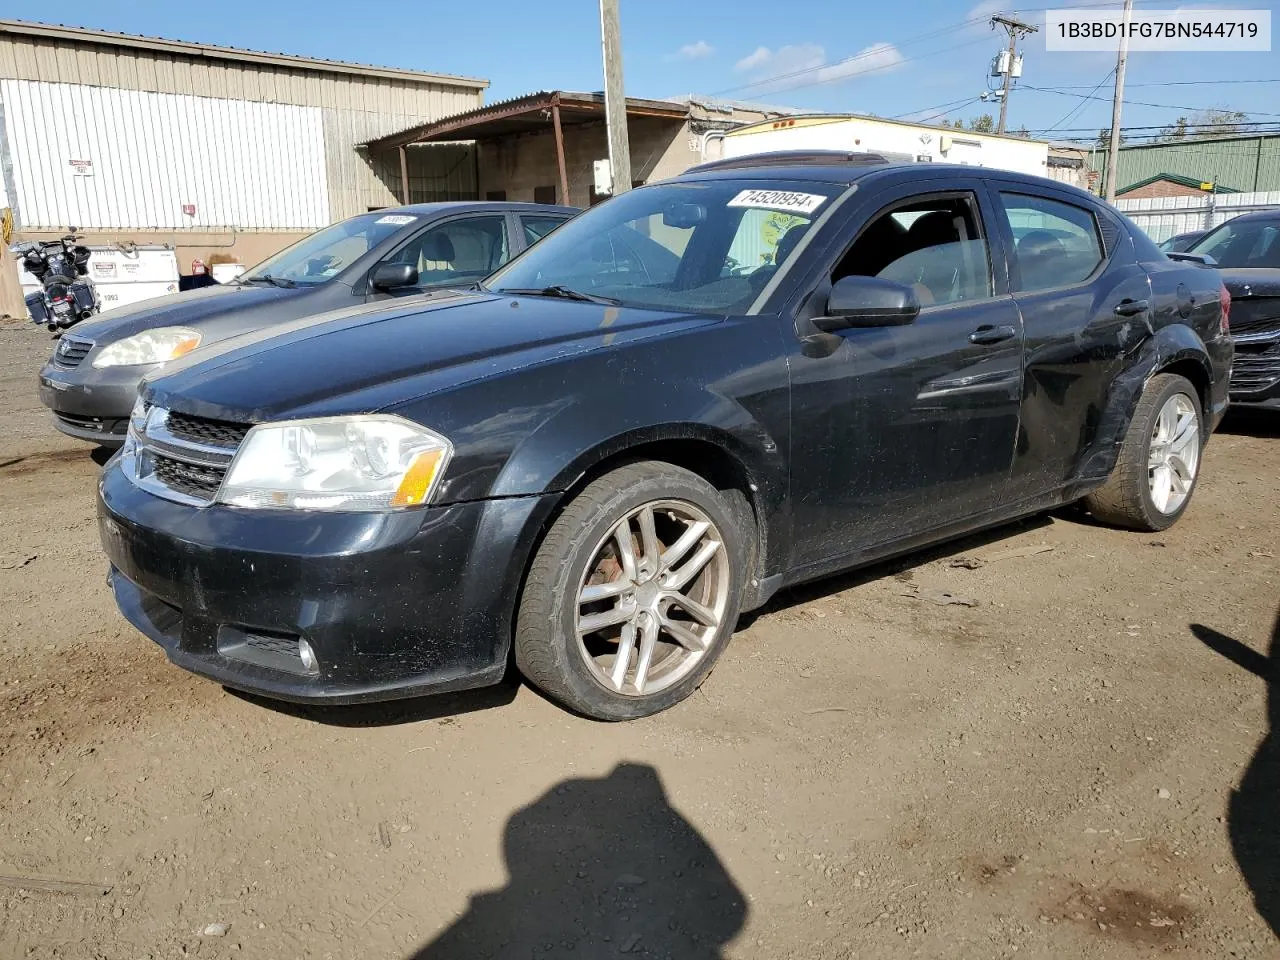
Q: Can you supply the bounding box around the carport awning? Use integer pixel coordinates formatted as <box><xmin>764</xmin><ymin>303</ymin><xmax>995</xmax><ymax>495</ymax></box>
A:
<box><xmin>360</xmin><ymin>90</ymin><xmax>688</xmax><ymax>150</ymax></box>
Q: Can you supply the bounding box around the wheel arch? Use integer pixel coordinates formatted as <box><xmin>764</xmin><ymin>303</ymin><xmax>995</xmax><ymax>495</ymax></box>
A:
<box><xmin>1074</xmin><ymin>324</ymin><xmax>1213</xmax><ymax>485</ymax></box>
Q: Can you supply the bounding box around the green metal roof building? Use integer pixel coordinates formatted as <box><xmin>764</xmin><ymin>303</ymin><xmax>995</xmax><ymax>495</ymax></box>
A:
<box><xmin>1095</xmin><ymin>133</ymin><xmax>1280</xmax><ymax>194</ymax></box>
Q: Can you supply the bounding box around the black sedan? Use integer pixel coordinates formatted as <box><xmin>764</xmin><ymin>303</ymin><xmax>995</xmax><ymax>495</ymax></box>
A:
<box><xmin>1180</xmin><ymin>211</ymin><xmax>1280</xmax><ymax>406</ymax></box>
<box><xmin>38</xmin><ymin>201</ymin><xmax>576</xmax><ymax>445</ymax></box>
<box><xmin>98</xmin><ymin>154</ymin><xmax>1232</xmax><ymax>720</ymax></box>
<box><xmin>1158</xmin><ymin>230</ymin><xmax>1207</xmax><ymax>253</ymax></box>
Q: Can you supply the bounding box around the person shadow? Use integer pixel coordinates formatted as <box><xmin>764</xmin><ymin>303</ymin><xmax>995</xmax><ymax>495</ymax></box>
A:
<box><xmin>409</xmin><ymin>763</ymin><xmax>748</xmax><ymax>959</ymax></box>
<box><xmin>1192</xmin><ymin>609</ymin><xmax>1279</xmax><ymax>939</ymax></box>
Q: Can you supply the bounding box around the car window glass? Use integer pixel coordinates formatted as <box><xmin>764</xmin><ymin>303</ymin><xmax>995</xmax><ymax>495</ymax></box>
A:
<box><xmin>521</xmin><ymin>215</ymin><xmax>569</xmax><ymax>245</ymax></box>
<box><xmin>243</xmin><ymin>213</ymin><xmax>415</xmax><ymax>285</ymax></box>
<box><xmin>386</xmin><ymin>216</ymin><xmax>510</xmax><ymax>288</ymax></box>
<box><xmin>1000</xmin><ymin>193</ymin><xmax>1104</xmax><ymax>292</ymax></box>
<box><xmin>1191</xmin><ymin>219</ymin><xmax>1280</xmax><ymax>268</ymax></box>
<box><xmin>832</xmin><ymin>195</ymin><xmax>993</xmax><ymax>308</ymax></box>
<box><xmin>485</xmin><ymin>180</ymin><xmax>843</xmax><ymax>315</ymax></box>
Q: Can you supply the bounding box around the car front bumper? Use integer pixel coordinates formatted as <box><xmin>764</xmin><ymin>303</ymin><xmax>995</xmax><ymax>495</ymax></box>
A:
<box><xmin>98</xmin><ymin>458</ymin><xmax>553</xmax><ymax>705</ymax></box>
<box><xmin>39</xmin><ymin>358</ymin><xmax>160</xmax><ymax>446</ymax></box>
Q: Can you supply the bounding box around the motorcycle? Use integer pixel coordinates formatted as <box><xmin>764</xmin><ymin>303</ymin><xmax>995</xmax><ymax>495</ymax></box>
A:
<box><xmin>9</xmin><ymin>231</ymin><xmax>99</xmax><ymax>331</ymax></box>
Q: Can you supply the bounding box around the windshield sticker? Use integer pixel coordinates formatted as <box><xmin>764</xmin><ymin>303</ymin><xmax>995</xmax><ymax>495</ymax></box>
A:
<box><xmin>375</xmin><ymin>215</ymin><xmax>418</xmax><ymax>225</ymax></box>
<box><xmin>727</xmin><ymin>190</ymin><xmax>826</xmax><ymax>215</ymax></box>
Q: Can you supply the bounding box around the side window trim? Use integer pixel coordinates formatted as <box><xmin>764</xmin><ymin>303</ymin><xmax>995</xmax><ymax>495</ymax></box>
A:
<box><xmin>831</xmin><ymin>188</ymin><xmax>999</xmax><ymax>313</ymax></box>
<box><xmin>996</xmin><ymin>189</ymin><xmax>1109</xmax><ymax>295</ymax></box>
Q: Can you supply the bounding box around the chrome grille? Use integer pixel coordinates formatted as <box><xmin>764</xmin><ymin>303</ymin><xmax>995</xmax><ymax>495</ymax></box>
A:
<box><xmin>51</xmin><ymin>336</ymin><xmax>93</xmax><ymax>369</ymax></box>
<box><xmin>126</xmin><ymin>407</ymin><xmax>249</xmax><ymax>506</ymax></box>
<box><xmin>165</xmin><ymin>411</ymin><xmax>252</xmax><ymax>449</ymax></box>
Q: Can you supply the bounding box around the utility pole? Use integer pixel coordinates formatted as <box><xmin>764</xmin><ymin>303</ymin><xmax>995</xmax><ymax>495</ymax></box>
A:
<box><xmin>599</xmin><ymin>0</ymin><xmax>633</xmax><ymax>196</ymax></box>
<box><xmin>1104</xmin><ymin>0</ymin><xmax>1134</xmax><ymax>203</ymax></box>
<box><xmin>990</xmin><ymin>13</ymin><xmax>1038</xmax><ymax>134</ymax></box>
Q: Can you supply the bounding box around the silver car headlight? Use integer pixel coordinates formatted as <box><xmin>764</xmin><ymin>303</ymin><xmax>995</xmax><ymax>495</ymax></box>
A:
<box><xmin>216</xmin><ymin>415</ymin><xmax>452</xmax><ymax>512</ymax></box>
<box><xmin>92</xmin><ymin>327</ymin><xmax>202</xmax><ymax>368</ymax></box>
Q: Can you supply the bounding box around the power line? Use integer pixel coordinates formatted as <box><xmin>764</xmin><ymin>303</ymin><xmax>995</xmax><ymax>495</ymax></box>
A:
<box><xmin>1044</xmin><ymin>78</ymin><xmax>1280</xmax><ymax>90</ymax></box>
<box><xmin>1020</xmin><ymin>84</ymin><xmax>1280</xmax><ymax>120</ymax></box>
<box><xmin>1043</xmin><ymin>67</ymin><xmax>1116</xmax><ymax>133</ymax></box>
<box><xmin>711</xmin><ymin>0</ymin><xmax>1161</xmax><ymax>98</ymax></box>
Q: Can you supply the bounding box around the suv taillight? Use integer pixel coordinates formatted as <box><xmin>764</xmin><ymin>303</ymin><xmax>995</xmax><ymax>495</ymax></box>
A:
<box><xmin>1219</xmin><ymin>284</ymin><xmax>1231</xmax><ymax>336</ymax></box>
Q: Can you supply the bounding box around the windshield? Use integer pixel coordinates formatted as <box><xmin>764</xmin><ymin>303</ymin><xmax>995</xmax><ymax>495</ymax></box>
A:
<box><xmin>1188</xmin><ymin>217</ymin><xmax>1280</xmax><ymax>269</ymax></box>
<box><xmin>242</xmin><ymin>212</ymin><xmax>420</xmax><ymax>286</ymax></box>
<box><xmin>486</xmin><ymin>180</ymin><xmax>845</xmax><ymax>314</ymax></box>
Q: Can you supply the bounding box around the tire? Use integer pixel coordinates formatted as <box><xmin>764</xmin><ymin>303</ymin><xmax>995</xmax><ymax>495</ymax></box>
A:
<box><xmin>1083</xmin><ymin>373</ymin><xmax>1204</xmax><ymax>532</ymax></box>
<box><xmin>514</xmin><ymin>461</ymin><xmax>747</xmax><ymax>720</ymax></box>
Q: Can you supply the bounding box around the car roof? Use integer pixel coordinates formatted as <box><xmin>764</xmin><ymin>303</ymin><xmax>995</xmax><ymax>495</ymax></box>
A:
<box><xmin>367</xmin><ymin>201</ymin><xmax>579</xmax><ymax>217</ymax></box>
<box><xmin>668</xmin><ymin>156</ymin><xmax>1102</xmax><ymax>202</ymax></box>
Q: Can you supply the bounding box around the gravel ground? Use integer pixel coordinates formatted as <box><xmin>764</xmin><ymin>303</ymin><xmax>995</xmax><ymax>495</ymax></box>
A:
<box><xmin>1</xmin><ymin>320</ymin><xmax>1277</xmax><ymax>959</ymax></box>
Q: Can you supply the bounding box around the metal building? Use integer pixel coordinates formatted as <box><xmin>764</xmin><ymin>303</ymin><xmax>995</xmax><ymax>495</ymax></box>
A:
<box><xmin>0</xmin><ymin>18</ymin><xmax>486</xmax><ymax>315</ymax></box>
<box><xmin>1098</xmin><ymin>132</ymin><xmax>1280</xmax><ymax>196</ymax></box>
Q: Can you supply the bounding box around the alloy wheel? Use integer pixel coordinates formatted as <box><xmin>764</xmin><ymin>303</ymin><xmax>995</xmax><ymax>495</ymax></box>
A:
<box><xmin>1147</xmin><ymin>393</ymin><xmax>1200</xmax><ymax>515</ymax></box>
<box><xmin>575</xmin><ymin>500</ymin><xmax>730</xmax><ymax>697</ymax></box>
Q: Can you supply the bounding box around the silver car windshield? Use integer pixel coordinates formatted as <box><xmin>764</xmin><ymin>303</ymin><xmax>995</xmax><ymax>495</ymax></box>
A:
<box><xmin>241</xmin><ymin>212</ymin><xmax>418</xmax><ymax>286</ymax></box>
<box><xmin>486</xmin><ymin>180</ymin><xmax>843</xmax><ymax>315</ymax></box>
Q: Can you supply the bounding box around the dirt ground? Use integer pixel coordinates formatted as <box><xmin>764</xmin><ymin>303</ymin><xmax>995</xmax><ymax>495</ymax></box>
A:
<box><xmin>1</xmin><ymin>320</ymin><xmax>1277</xmax><ymax>960</ymax></box>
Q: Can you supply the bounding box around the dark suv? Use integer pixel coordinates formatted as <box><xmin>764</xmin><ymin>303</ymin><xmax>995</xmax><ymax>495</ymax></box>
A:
<box><xmin>97</xmin><ymin>154</ymin><xmax>1232</xmax><ymax>720</ymax></box>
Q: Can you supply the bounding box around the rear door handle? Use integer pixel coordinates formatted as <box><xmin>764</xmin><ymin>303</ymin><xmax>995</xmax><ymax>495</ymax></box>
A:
<box><xmin>1114</xmin><ymin>299</ymin><xmax>1150</xmax><ymax>317</ymax></box>
<box><xmin>969</xmin><ymin>324</ymin><xmax>1017</xmax><ymax>345</ymax></box>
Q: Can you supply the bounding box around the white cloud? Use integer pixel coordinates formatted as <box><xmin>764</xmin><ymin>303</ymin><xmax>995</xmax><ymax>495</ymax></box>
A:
<box><xmin>735</xmin><ymin>45</ymin><xmax>779</xmax><ymax>72</ymax></box>
<box><xmin>673</xmin><ymin>40</ymin><xmax>715</xmax><ymax>60</ymax></box>
<box><xmin>733</xmin><ymin>41</ymin><xmax>905</xmax><ymax>92</ymax></box>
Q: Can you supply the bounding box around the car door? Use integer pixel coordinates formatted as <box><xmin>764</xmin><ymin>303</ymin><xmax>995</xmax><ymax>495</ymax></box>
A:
<box><xmin>988</xmin><ymin>186</ymin><xmax>1155</xmax><ymax>498</ymax></box>
<box><xmin>366</xmin><ymin>214</ymin><xmax>511</xmax><ymax>300</ymax></box>
<box><xmin>784</xmin><ymin>179</ymin><xmax>1024</xmax><ymax>573</ymax></box>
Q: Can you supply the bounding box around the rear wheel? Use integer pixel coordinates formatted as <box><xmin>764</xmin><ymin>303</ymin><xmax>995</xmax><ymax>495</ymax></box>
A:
<box><xmin>1083</xmin><ymin>373</ymin><xmax>1203</xmax><ymax>531</ymax></box>
<box><xmin>515</xmin><ymin>462</ymin><xmax>746</xmax><ymax>720</ymax></box>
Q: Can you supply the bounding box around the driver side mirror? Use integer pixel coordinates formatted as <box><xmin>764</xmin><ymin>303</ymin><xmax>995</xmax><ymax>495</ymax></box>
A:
<box><xmin>814</xmin><ymin>275</ymin><xmax>920</xmax><ymax>333</ymax></box>
<box><xmin>370</xmin><ymin>262</ymin><xmax>418</xmax><ymax>291</ymax></box>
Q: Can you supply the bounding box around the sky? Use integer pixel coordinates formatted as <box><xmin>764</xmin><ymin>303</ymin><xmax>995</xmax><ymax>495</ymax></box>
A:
<box><xmin>27</xmin><ymin>0</ymin><xmax>1280</xmax><ymax>143</ymax></box>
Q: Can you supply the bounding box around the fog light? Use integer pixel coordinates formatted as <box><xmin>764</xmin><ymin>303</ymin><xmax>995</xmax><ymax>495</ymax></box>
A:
<box><xmin>298</xmin><ymin>638</ymin><xmax>319</xmax><ymax>675</ymax></box>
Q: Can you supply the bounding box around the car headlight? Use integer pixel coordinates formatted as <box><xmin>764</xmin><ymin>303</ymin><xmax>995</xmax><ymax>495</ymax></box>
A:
<box><xmin>92</xmin><ymin>328</ymin><xmax>202</xmax><ymax>368</ymax></box>
<box><xmin>216</xmin><ymin>415</ymin><xmax>452</xmax><ymax>512</ymax></box>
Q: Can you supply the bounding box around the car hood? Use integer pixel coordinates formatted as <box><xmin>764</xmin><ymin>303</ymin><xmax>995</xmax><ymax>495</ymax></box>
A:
<box><xmin>144</xmin><ymin>291</ymin><xmax>720</xmax><ymax>422</ymax></box>
<box><xmin>1218</xmin><ymin>268</ymin><xmax>1280</xmax><ymax>300</ymax></box>
<box><xmin>71</xmin><ymin>282</ymin><xmax>305</xmax><ymax>344</ymax></box>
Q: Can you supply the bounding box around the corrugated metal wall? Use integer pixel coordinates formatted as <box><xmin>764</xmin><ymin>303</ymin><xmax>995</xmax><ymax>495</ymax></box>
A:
<box><xmin>0</xmin><ymin>31</ymin><xmax>485</xmax><ymax>221</ymax></box>
<box><xmin>2</xmin><ymin>78</ymin><xmax>329</xmax><ymax>229</ymax></box>
<box><xmin>1100</xmin><ymin>135</ymin><xmax>1280</xmax><ymax>194</ymax></box>
<box><xmin>1115</xmin><ymin>190</ymin><xmax>1280</xmax><ymax>242</ymax></box>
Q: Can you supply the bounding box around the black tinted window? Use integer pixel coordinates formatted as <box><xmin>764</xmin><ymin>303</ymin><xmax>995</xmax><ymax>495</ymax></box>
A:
<box><xmin>834</xmin><ymin>195</ymin><xmax>993</xmax><ymax>307</ymax></box>
<box><xmin>1001</xmin><ymin>193</ymin><xmax>1104</xmax><ymax>292</ymax></box>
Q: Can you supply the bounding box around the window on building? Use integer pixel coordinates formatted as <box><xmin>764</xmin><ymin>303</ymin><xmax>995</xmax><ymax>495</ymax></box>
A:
<box><xmin>533</xmin><ymin>185</ymin><xmax>558</xmax><ymax>205</ymax></box>
<box><xmin>485</xmin><ymin>190</ymin><xmax>507</xmax><ymax>201</ymax></box>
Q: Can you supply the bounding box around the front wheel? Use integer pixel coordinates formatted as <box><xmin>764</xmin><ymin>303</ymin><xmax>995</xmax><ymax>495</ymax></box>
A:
<box><xmin>514</xmin><ymin>462</ymin><xmax>746</xmax><ymax>720</ymax></box>
<box><xmin>1083</xmin><ymin>373</ymin><xmax>1204</xmax><ymax>531</ymax></box>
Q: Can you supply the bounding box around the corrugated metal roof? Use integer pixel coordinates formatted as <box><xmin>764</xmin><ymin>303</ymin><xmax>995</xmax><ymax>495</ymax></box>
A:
<box><xmin>0</xmin><ymin>18</ymin><xmax>487</xmax><ymax>89</ymax></box>
<box><xmin>362</xmin><ymin>90</ymin><xmax>690</xmax><ymax>150</ymax></box>
<box><xmin>1102</xmin><ymin>133</ymin><xmax>1280</xmax><ymax>193</ymax></box>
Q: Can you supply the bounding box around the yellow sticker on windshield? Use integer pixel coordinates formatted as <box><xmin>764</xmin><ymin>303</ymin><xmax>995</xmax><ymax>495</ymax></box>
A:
<box><xmin>727</xmin><ymin>189</ymin><xmax>826</xmax><ymax>215</ymax></box>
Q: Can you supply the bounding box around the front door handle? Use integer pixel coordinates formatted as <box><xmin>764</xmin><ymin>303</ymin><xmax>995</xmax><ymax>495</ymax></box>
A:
<box><xmin>1114</xmin><ymin>298</ymin><xmax>1150</xmax><ymax>317</ymax></box>
<box><xmin>969</xmin><ymin>324</ymin><xmax>1017</xmax><ymax>345</ymax></box>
